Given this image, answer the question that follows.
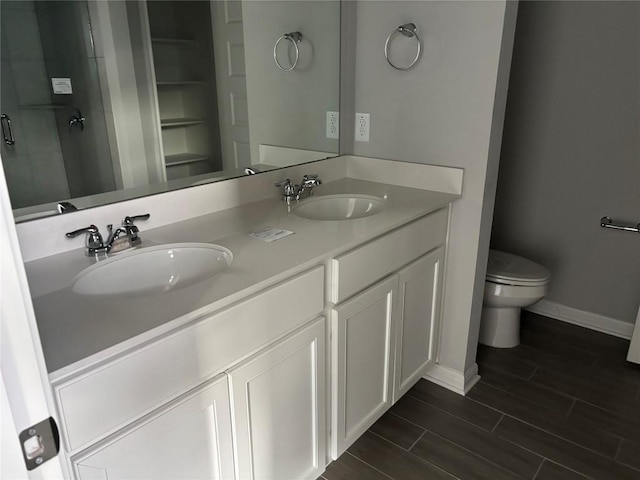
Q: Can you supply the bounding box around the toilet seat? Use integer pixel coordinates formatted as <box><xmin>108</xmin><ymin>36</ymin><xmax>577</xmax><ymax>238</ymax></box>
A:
<box><xmin>486</xmin><ymin>249</ymin><xmax>551</xmax><ymax>287</ymax></box>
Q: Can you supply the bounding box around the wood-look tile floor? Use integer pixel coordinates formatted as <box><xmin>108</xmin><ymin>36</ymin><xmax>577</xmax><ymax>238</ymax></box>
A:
<box><xmin>321</xmin><ymin>312</ymin><xmax>640</xmax><ymax>480</ymax></box>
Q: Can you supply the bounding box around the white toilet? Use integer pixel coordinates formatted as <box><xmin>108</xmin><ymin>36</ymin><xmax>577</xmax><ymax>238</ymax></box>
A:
<box><xmin>479</xmin><ymin>249</ymin><xmax>551</xmax><ymax>348</ymax></box>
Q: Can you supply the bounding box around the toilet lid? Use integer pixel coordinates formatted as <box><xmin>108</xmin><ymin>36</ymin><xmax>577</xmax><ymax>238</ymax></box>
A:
<box><xmin>486</xmin><ymin>249</ymin><xmax>551</xmax><ymax>286</ymax></box>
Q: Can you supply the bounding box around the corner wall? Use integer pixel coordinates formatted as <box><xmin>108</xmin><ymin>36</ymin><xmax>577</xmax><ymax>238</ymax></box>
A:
<box><xmin>346</xmin><ymin>1</ymin><xmax>516</xmax><ymax>385</ymax></box>
<box><xmin>492</xmin><ymin>1</ymin><xmax>640</xmax><ymax>331</ymax></box>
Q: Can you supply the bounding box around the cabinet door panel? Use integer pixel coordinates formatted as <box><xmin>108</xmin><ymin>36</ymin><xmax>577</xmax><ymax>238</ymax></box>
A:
<box><xmin>73</xmin><ymin>374</ymin><xmax>234</xmax><ymax>480</ymax></box>
<box><xmin>331</xmin><ymin>276</ymin><xmax>397</xmax><ymax>459</ymax></box>
<box><xmin>394</xmin><ymin>247</ymin><xmax>445</xmax><ymax>402</ymax></box>
<box><xmin>229</xmin><ymin>317</ymin><xmax>326</xmax><ymax>480</ymax></box>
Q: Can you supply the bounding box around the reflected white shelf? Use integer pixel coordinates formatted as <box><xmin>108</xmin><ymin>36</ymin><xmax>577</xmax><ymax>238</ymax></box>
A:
<box><xmin>156</xmin><ymin>80</ymin><xmax>205</xmax><ymax>87</ymax></box>
<box><xmin>21</xmin><ymin>104</ymin><xmax>71</xmax><ymax>110</ymax></box>
<box><xmin>164</xmin><ymin>153</ymin><xmax>211</xmax><ymax>167</ymax></box>
<box><xmin>161</xmin><ymin>118</ymin><xmax>207</xmax><ymax>128</ymax></box>
<box><xmin>151</xmin><ymin>37</ymin><xmax>198</xmax><ymax>47</ymax></box>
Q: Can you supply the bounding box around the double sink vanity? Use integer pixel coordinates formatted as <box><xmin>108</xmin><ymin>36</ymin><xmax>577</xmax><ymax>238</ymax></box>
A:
<box><xmin>22</xmin><ymin>156</ymin><xmax>463</xmax><ymax>479</ymax></box>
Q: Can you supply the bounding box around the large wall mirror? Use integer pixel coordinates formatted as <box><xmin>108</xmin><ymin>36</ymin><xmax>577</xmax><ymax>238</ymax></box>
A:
<box><xmin>0</xmin><ymin>0</ymin><xmax>341</xmax><ymax>222</ymax></box>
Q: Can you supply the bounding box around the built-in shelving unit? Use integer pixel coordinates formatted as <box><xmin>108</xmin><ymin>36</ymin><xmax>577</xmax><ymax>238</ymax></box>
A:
<box><xmin>146</xmin><ymin>0</ymin><xmax>223</xmax><ymax>181</ymax></box>
<box><xmin>160</xmin><ymin>118</ymin><xmax>206</xmax><ymax>128</ymax></box>
<box><xmin>21</xmin><ymin>104</ymin><xmax>70</xmax><ymax>110</ymax></box>
<box><xmin>151</xmin><ymin>37</ymin><xmax>199</xmax><ymax>47</ymax></box>
<box><xmin>164</xmin><ymin>153</ymin><xmax>211</xmax><ymax>167</ymax></box>
<box><xmin>156</xmin><ymin>80</ymin><xmax>206</xmax><ymax>87</ymax></box>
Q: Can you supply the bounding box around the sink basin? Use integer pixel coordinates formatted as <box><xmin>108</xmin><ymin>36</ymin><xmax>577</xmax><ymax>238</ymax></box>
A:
<box><xmin>72</xmin><ymin>243</ymin><xmax>233</xmax><ymax>297</ymax></box>
<box><xmin>293</xmin><ymin>194</ymin><xmax>384</xmax><ymax>221</ymax></box>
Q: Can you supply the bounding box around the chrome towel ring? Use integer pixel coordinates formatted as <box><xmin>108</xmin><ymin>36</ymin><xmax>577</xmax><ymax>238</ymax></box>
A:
<box><xmin>274</xmin><ymin>31</ymin><xmax>303</xmax><ymax>71</ymax></box>
<box><xmin>384</xmin><ymin>23</ymin><xmax>421</xmax><ymax>71</ymax></box>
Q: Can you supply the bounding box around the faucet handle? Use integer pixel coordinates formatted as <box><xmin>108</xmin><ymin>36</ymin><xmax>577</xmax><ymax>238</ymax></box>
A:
<box><xmin>65</xmin><ymin>225</ymin><xmax>105</xmax><ymax>256</ymax></box>
<box><xmin>276</xmin><ymin>178</ymin><xmax>298</xmax><ymax>204</ymax></box>
<box><xmin>123</xmin><ymin>213</ymin><xmax>150</xmax><ymax>226</ymax></box>
<box><xmin>302</xmin><ymin>174</ymin><xmax>322</xmax><ymax>185</ymax></box>
<box><xmin>275</xmin><ymin>178</ymin><xmax>296</xmax><ymax>197</ymax></box>
<box><xmin>275</xmin><ymin>178</ymin><xmax>292</xmax><ymax>188</ymax></box>
<box><xmin>121</xmin><ymin>214</ymin><xmax>149</xmax><ymax>246</ymax></box>
<box><xmin>65</xmin><ymin>224</ymin><xmax>100</xmax><ymax>238</ymax></box>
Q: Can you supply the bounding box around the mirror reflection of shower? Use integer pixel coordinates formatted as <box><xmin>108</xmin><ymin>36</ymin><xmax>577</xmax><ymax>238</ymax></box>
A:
<box><xmin>0</xmin><ymin>0</ymin><xmax>115</xmax><ymax>209</ymax></box>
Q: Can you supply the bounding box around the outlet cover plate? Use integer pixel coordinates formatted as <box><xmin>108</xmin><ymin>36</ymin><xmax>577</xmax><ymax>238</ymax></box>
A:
<box><xmin>326</xmin><ymin>111</ymin><xmax>339</xmax><ymax>139</ymax></box>
<box><xmin>355</xmin><ymin>113</ymin><xmax>370</xmax><ymax>142</ymax></box>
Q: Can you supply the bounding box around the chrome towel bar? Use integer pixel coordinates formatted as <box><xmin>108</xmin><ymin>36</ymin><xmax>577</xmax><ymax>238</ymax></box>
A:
<box><xmin>600</xmin><ymin>216</ymin><xmax>640</xmax><ymax>234</ymax></box>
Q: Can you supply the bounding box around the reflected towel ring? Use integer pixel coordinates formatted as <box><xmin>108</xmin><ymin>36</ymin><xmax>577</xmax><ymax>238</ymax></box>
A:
<box><xmin>384</xmin><ymin>23</ymin><xmax>421</xmax><ymax>71</ymax></box>
<box><xmin>274</xmin><ymin>31</ymin><xmax>303</xmax><ymax>71</ymax></box>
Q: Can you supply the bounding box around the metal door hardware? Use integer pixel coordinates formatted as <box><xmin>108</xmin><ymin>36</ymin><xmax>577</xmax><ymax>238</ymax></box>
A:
<box><xmin>1</xmin><ymin>113</ymin><xmax>16</xmax><ymax>145</ymax></box>
<box><xmin>19</xmin><ymin>417</ymin><xmax>60</xmax><ymax>470</ymax></box>
<box><xmin>68</xmin><ymin>109</ymin><xmax>85</xmax><ymax>133</ymax></box>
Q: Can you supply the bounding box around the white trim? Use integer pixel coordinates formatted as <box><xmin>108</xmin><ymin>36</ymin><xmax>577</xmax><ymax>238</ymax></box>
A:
<box><xmin>423</xmin><ymin>363</ymin><xmax>480</xmax><ymax>396</ymax></box>
<box><xmin>1</xmin><ymin>158</ymin><xmax>66</xmax><ymax>477</ymax></box>
<box><xmin>626</xmin><ymin>305</ymin><xmax>640</xmax><ymax>364</ymax></box>
<box><xmin>526</xmin><ymin>299</ymin><xmax>634</xmax><ymax>340</ymax></box>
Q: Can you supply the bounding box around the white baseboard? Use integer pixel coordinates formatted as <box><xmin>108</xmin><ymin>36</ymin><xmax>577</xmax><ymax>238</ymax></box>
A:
<box><xmin>526</xmin><ymin>299</ymin><xmax>634</xmax><ymax>340</ymax></box>
<box><xmin>423</xmin><ymin>363</ymin><xmax>480</xmax><ymax>396</ymax></box>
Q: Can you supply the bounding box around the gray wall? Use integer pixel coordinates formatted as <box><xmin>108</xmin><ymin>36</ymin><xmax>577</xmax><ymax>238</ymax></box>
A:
<box><xmin>347</xmin><ymin>1</ymin><xmax>516</xmax><ymax>375</ymax></box>
<box><xmin>242</xmin><ymin>1</ymin><xmax>340</xmax><ymax>163</ymax></box>
<box><xmin>492</xmin><ymin>1</ymin><xmax>640</xmax><ymax>324</ymax></box>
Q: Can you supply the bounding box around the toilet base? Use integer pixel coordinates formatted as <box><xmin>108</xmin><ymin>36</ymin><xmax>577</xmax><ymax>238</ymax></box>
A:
<box><xmin>479</xmin><ymin>306</ymin><xmax>521</xmax><ymax>348</ymax></box>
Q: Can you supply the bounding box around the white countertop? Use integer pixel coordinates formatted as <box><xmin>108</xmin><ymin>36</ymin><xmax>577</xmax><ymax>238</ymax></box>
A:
<box><xmin>25</xmin><ymin>177</ymin><xmax>459</xmax><ymax>378</ymax></box>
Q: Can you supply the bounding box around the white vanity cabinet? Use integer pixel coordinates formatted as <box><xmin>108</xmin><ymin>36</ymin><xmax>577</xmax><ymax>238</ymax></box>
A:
<box><xmin>48</xmin><ymin>203</ymin><xmax>453</xmax><ymax>477</ymax></box>
<box><xmin>55</xmin><ymin>266</ymin><xmax>326</xmax><ymax>479</ymax></box>
<box><xmin>71</xmin><ymin>317</ymin><xmax>326</xmax><ymax>480</ymax></box>
<box><xmin>229</xmin><ymin>317</ymin><xmax>326</xmax><ymax>480</ymax></box>
<box><xmin>72</xmin><ymin>374</ymin><xmax>235</xmax><ymax>480</ymax></box>
<box><xmin>329</xmin><ymin>209</ymin><xmax>448</xmax><ymax>458</ymax></box>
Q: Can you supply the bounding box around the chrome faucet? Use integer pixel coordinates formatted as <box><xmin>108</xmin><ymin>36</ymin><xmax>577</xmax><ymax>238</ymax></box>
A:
<box><xmin>121</xmin><ymin>214</ymin><xmax>150</xmax><ymax>246</ymax></box>
<box><xmin>65</xmin><ymin>225</ymin><xmax>107</xmax><ymax>257</ymax></box>
<box><xmin>296</xmin><ymin>174</ymin><xmax>322</xmax><ymax>200</ymax></box>
<box><xmin>275</xmin><ymin>174</ymin><xmax>322</xmax><ymax>204</ymax></box>
<box><xmin>275</xmin><ymin>178</ymin><xmax>297</xmax><ymax>204</ymax></box>
<box><xmin>66</xmin><ymin>213</ymin><xmax>150</xmax><ymax>257</ymax></box>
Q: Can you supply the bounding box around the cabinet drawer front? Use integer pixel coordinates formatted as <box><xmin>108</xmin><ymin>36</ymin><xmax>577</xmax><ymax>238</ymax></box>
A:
<box><xmin>331</xmin><ymin>208</ymin><xmax>448</xmax><ymax>303</ymax></box>
<box><xmin>55</xmin><ymin>266</ymin><xmax>324</xmax><ymax>453</ymax></box>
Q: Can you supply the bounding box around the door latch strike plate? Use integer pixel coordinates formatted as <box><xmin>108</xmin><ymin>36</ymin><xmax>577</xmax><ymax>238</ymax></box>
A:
<box><xmin>19</xmin><ymin>417</ymin><xmax>60</xmax><ymax>470</ymax></box>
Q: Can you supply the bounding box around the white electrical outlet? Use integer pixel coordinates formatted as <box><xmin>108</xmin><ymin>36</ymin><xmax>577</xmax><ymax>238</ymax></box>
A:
<box><xmin>355</xmin><ymin>113</ymin><xmax>370</xmax><ymax>142</ymax></box>
<box><xmin>326</xmin><ymin>111</ymin><xmax>339</xmax><ymax>139</ymax></box>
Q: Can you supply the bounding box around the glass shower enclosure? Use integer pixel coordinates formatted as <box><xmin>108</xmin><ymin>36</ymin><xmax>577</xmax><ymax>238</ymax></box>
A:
<box><xmin>0</xmin><ymin>0</ymin><xmax>114</xmax><ymax>210</ymax></box>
